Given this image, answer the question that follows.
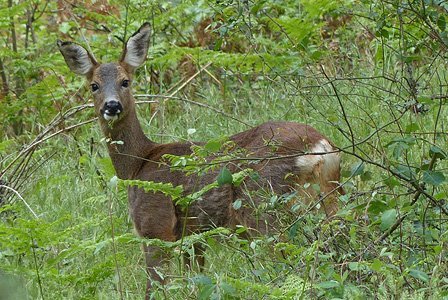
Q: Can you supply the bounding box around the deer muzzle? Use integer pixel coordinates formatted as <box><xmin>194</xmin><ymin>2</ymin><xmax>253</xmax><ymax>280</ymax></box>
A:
<box><xmin>101</xmin><ymin>100</ymin><xmax>123</xmax><ymax>121</ymax></box>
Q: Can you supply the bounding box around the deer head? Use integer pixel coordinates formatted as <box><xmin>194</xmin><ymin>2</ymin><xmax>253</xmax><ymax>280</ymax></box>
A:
<box><xmin>57</xmin><ymin>23</ymin><xmax>151</xmax><ymax>126</ymax></box>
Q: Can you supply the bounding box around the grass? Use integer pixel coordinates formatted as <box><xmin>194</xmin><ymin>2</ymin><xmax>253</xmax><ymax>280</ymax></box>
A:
<box><xmin>1</xmin><ymin>47</ymin><xmax>447</xmax><ymax>300</ymax></box>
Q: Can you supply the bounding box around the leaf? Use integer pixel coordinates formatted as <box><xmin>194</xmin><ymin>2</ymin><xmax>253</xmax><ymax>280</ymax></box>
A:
<box><xmin>192</xmin><ymin>274</ymin><xmax>213</xmax><ymax>285</ymax></box>
<box><xmin>59</xmin><ymin>22</ymin><xmax>72</xmax><ymax>34</ymax></box>
<box><xmin>198</xmin><ymin>285</ymin><xmax>215</xmax><ymax>300</ymax></box>
<box><xmin>361</xmin><ymin>171</ymin><xmax>372</xmax><ymax>181</ymax></box>
<box><xmin>350</xmin><ymin>161</ymin><xmax>365</xmax><ymax>177</ymax></box>
<box><xmin>349</xmin><ymin>262</ymin><xmax>361</xmax><ymax>271</ymax></box>
<box><xmin>180</xmin><ymin>182</ymin><xmax>218</xmax><ymax>207</ymax></box>
<box><xmin>119</xmin><ymin>179</ymin><xmax>184</xmax><ymax>200</ymax></box>
<box><xmin>429</xmin><ymin>146</ymin><xmax>447</xmax><ymax>160</ymax></box>
<box><xmin>387</xmin><ymin>137</ymin><xmax>416</xmax><ymax>159</ymax></box>
<box><xmin>193</xmin><ymin>275</ymin><xmax>214</xmax><ymax>300</ymax></box>
<box><xmin>317</xmin><ymin>280</ymin><xmax>339</xmax><ymax>289</ymax></box>
<box><xmin>383</xmin><ymin>176</ymin><xmax>400</xmax><ymax>189</ymax></box>
<box><xmin>409</xmin><ymin>269</ymin><xmax>429</xmax><ymax>282</ymax></box>
<box><xmin>368</xmin><ymin>200</ymin><xmax>388</xmax><ymax>214</ymax></box>
<box><xmin>231</xmin><ymin>168</ymin><xmax>252</xmax><ymax>186</ymax></box>
<box><xmin>405</xmin><ymin>123</ymin><xmax>419</xmax><ymax>133</ymax></box>
<box><xmin>109</xmin><ymin>176</ymin><xmax>118</xmax><ymax>189</ymax></box>
<box><xmin>393</xmin><ymin>165</ymin><xmax>416</xmax><ymax>181</ymax></box>
<box><xmin>217</xmin><ymin>167</ymin><xmax>233</xmax><ymax>186</ymax></box>
<box><xmin>97</xmin><ymin>157</ymin><xmax>115</xmax><ymax>178</ymax></box>
<box><xmin>437</xmin><ymin>15</ymin><xmax>446</xmax><ymax>31</ymax></box>
<box><xmin>370</xmin><ymin>259</ymin><xmax>383</xmax><ymax>272</ymax></box>
<box><xmin>220</xmin><ymin>281</ymin><xmax>236</xmax><ymax>296</ymax></box>
<box><xmin>187</xmin><ymin>128</ymin><xmax>196</xmax><ymax>135</ymax></box>
<box><xmin>232</xmin><ymin>199</ymin><xmax>242</xmax><ymax>210</ymax></box>
<box><xmin>204</xmin><ymin>138</ymin><xmax>223</xmax><ymax>153</ymax></box>
<box><xmin>422</xmin><ymin>171</ymin><xmax>446</xmax><ymax>186</ymax></box>
<box><xmin>434</xmin><ymin>191</ymin><xmax>447</xmax><ymax>200</ymax></box>
<box><xmin>0</xmin><ymin>140</ymin><xmax>15</xmax><ymax>153</ymax></box>
<box><xmin>380</xmin><ymin>209</ymin><xmax>396</xmax><ymax>231</ymax></box>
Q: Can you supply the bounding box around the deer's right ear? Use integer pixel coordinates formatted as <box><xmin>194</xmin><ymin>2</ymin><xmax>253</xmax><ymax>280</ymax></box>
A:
<box><xmin>57</xmin><ymin>40</ymin><xmax>97</xmax><ymax>75</ymax></box>
<box><xmin>120</xmin><ymin>23</ymin><xmax>151</xmax><ymax>70</ymax></box>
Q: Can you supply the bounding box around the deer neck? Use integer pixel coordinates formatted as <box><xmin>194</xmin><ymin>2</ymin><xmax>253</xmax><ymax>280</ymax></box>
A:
<box><xmin>100</xmin><ymin>108</ymin><xmax>156</xmax><ymax>179</ymax></box>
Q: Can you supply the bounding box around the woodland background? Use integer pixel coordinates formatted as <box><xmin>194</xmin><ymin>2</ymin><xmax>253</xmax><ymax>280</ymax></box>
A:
<box><xmin>0</xmin><ymin>0</ymin><xmax>447</xmax><ymax>299</ymax></box>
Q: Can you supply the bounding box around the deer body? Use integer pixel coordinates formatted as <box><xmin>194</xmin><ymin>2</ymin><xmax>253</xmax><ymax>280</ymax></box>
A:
<box><xmin>58</xmin><ymin>23</ymin><xmax>343</xmax><ymax>298</ymax></box>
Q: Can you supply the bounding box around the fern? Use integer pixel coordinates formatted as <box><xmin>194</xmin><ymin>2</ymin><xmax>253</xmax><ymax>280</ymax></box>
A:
<box><xmin>151</xmin><ymin>46</ymin><xmax>303</xmax><ymax>74</ymax></box>
<box><xmin>118</xmin><ymin>178</ymin><xmax>184</xmax><ymax>200</ymax></box>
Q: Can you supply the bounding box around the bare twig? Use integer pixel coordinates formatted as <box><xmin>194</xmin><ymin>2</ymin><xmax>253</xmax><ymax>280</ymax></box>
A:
<box><xmin>135</xmin><ymin>94</ymin><xmax>251</xmax><ymax>127</ymax></box>
<box><xmin>0</xmin><ymin>185</ymin><xmax>38</xmax><ymax>218</ymax></box>
<box><xmin>320</xmin><ymin>65</ymin><xmax>356</xmax><ymax>153</ymax></box>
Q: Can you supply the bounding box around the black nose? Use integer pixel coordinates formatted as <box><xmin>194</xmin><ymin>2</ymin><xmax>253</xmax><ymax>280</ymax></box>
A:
<box><xmin>103</xmin><ymin>100</ymin><xmax>123</xmax><ymax>115</ymax></box>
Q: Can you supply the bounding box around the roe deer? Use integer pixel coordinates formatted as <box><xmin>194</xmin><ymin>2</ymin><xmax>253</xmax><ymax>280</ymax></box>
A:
<box><xmin>58</xmin><ymin>23</ymin><xmax>344</xmax><ymax>298</ymax></box>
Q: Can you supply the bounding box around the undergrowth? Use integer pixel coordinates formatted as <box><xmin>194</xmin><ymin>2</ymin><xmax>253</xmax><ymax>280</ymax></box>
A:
<box><xmin>1</xmin><ymin>0</ymin><xmax>447</xmax><ymax>299</ymax></box>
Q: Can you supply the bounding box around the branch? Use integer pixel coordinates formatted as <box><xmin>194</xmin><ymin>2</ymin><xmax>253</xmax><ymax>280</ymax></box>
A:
<box><xmin>0</xmin><ymin>185</ymin><xmax>38</xmax><ymax>218</ymax></box>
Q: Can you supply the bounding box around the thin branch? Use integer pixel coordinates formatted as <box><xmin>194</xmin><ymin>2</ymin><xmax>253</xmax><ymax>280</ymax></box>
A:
<box><xmin>0</xmin><ymin>185</ymin><xmax>38</xmax><ymax>218</ymax></box>
<box><xmin>135</xmin><ymin>94</ymin><xmax>251</xmax><ymax>127</ymax></box>
<box><xmin>320</xmin><ymin>65</ymin><xmax>356</xmax><ymax>153</ymax></box>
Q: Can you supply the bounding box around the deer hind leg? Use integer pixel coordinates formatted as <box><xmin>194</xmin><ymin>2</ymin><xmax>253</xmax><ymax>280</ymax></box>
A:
<box><xmin>295</xmin><ymin>139</ymin><xmax>342</xmax><ymax>217</ymax></box>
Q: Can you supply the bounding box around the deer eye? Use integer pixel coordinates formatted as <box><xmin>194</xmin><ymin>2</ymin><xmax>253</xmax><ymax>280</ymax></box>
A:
<box><xmin>91</xmin><ymin>83</ymin><xmax>99</xmax><ymax>92</ymax></box>
<box><xmin>121</xmin><ymin>80</ymin><xmax>129</xmax><ymax>88</ymax></box>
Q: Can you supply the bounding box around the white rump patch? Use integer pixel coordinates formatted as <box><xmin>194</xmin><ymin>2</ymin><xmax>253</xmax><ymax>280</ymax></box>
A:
<box><xmin>295</xmin><ymin>139</ymin><xmax>340</xmax><ymax>179</ymax></box>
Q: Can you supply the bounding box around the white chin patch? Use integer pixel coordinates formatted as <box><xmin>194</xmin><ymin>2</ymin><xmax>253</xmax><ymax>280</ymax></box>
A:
<box><xmin>103</xmin><ymin>114</ymin><xmax>118</xmax><ymax>121</ymax></box>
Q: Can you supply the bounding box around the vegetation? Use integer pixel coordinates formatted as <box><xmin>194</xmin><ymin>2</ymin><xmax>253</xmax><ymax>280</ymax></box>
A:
<box><xmin>1</xmin><ymin>0</ymin><xmax>447</xmax><ymax>299</ymax></box>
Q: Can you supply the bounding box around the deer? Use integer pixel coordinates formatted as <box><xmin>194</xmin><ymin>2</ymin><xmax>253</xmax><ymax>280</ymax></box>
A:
<box><xmin>58</xmin><ymin>23</ymin><xmax>344</xmax><ymax>298</ymax></box>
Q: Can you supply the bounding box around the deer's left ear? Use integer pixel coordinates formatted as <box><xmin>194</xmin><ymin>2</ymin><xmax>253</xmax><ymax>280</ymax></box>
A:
<box><xmin>58</xmin><ymin>40</ymin><xmax>98</xmax><ymax>76</ymax></box>
<box><xmin>120</xmin><ymin>23</ymin><xmax>151</xmax><ymax>70</ymax></box>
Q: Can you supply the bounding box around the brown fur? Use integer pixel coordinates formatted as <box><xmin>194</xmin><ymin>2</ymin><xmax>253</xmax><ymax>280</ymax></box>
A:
<box><xmin>58</xmin><ymin>24</ymin><xmax>344</xmax><ymax>298</ymax></box>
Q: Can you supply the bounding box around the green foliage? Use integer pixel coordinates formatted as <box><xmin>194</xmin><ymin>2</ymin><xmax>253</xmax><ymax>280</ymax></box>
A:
<box><xmin>118</xmin><ymin>177</ymin><xmax>184</xmax><ymax>200</ymax></box>
<box><xmin>1</xmin><ymin>0</ymin><xmax>447</xmax><ymax>299</ymax></box>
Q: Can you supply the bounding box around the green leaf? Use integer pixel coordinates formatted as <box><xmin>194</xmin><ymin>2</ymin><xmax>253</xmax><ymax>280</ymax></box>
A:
<box><xmin>393</xmin><ymin>165</ymin><xmax>416</xmax><ymax>181</ymax></box>
<box><xmin>387</xmin><ymin>137</ymin><xmax>416</xmax><ymax>159</ymax></box>
<box><xmin>187</xmin><ymin>128</ymin><xmax>196</xmax><ymax>135</ymax></box>
<box><xmin>204</xmin><ymin>138</ymin><xmax>224</xmax><ymax>153</ymax></box>
<box><xmin>180</xmin><ymin>181</ymin><xmax>218</xmax><ymax>207</ymax></box>
<box><xmin>409</xmin><ymin>269</ymin><xmax>429</xmax><ymax>282</ymax></box>
<box><xmin>220</xmin><ymin>281</ymin><xmax>236</xmax><ymax>296</ymax></box>
<box><xmin>361</xmin><ymin>171</ymin><xmax>372</xmax><ymax>181</ymax></box>
<box><xmin>109</xmin><ymin>176</ymin><xmax>118</xmax><ymax>189</ymax></box>
<box><xmin>193</xmin><ymin>275</ymin><xmax>214</xmax><ymax>300</ymax></box>
<box><xmin>380</xmin><ymin>209</ymin><xmax>396</xmax><ymax>231</ymax></box>
<box><xmin>97</xmin><ymin>157</ymin><xmax>115</xmax><ymax>178</ymax></box>
<box><xmin>405</xmin><ymin>123</ymin><xmax>419</xmax><ymax>133</ymax></box>
<box><xmin>0</xmin><ymin>139</ymin><xmax>15</xmax><ymax>153</ymax></box>
<box><xmin>59</xmin><ymin>22</ymin><xmax>72</xmax><ymax>34</ymax></box>
<box><xmin>350</xmin><ymin>161</ymin><xmax>364</xmax><ymax>177</ymax></box>
<box><xmin>231</xmin><ymin>168</ymin><xmax>252</xmax><ymax>186</ymax></box>
<box><xmin>384</xmin><ymin>176</ymin><xmax>400</xmax><ymax>189</ymax></box>
<box><xmin>349</xmin><ymin>262</ymin><xmax>361</xmax><ymax>271</ymax></box>
<box><xmin>317</xmin><ymin>280</ymin><xmax>339</xmax><ymax>289</ymax></box>
<box><xmin>435</xmin><ymin>191</ymin><xmax>447</xmax><ymax>200</ymax></box>
<box><xmin>422</xmin><ymin>171</ymin><xmax>446</xmax><ymax>186</ymax></box>
<box><xmin>429</xmin><ymin>146</ymin><xmax>447</xmax><ymax>160</ymax></box>
<box><xmin>371</xmin><ymin>259</ymin><xmax>383</xmax><ymax>272</ymax></box>
<box><xmin>217</xmin><ymin>167</ymin><xmax>233</xmax><ymax>186</ymax></box>
<box><xmin>119</xmin><ymin>179</ymin><xmax>184</xmax><ymax>200</ymax></box>
<box><xmin>437</xmin><ymin>15</ymin><xmax>446</xmax><ymax>31</ymax></box>
<box><xmin>192</xmin><ymin>274</ymin><xmax>213</xmax><ymax>286</ymax></box>
<box><xmin>232</xmin><ymin>199</ymin><xmax>242</xmax><ymax>210</ymax></box>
